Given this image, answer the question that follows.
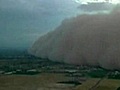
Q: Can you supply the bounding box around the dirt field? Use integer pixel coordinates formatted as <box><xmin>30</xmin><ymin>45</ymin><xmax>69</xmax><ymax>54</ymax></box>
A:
<box><xmin>0</xmin><ymin>73</ymin><xmax>72</xmax><ymax>90</ymax></box>
<box><xmin>0</xmin><ymin>73</ymin><xmax>120</xmax><ymax>90</ymax></box>
<box><xmin>75</xmin><ymin>78</ymin><xmax>120</xmax><ymax>90</ymax></box>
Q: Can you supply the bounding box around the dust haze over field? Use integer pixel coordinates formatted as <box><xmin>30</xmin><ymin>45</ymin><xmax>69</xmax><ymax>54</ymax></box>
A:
<box><xmin>30</xmin><ymin>6</ymin><xmax>120</xmax><ymax>70</ymax></box>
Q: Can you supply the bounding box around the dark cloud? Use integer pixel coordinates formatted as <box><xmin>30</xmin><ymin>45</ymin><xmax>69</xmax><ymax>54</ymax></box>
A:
<box><xmin>0</xmin><ymin>0</ymin><xmax>79</xmax><ymax>49</ymax></box>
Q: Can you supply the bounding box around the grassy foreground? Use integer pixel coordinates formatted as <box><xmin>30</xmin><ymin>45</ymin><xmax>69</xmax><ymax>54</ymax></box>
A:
<box><xmin>75</xmin><ymin>78</ymin><xmax>120</xmax><ymax>90</ymax></box>
<box><xmin>0</xmin><ymin>73</ymin><xmax>120</xmax><ymax>90</ymax></box>
<box><xmin>0</xmin><ymin>73</ymin><xmax>71</xmax><ymax>90</ymax></box>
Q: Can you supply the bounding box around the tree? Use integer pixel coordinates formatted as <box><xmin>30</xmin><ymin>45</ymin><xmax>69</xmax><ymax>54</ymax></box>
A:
<box><xmin>117</xmin><ymin>87</ymin><xmax>120</xmax><ymax>90</ymax></box>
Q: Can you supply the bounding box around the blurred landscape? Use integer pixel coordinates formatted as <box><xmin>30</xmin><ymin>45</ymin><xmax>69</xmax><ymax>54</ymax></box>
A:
<box><xmin>1</xmin><ymin>0</ymin><xmax>120</xmax><ymax>90</ymax></box>
<box><xmin>0</xmin><ymin>49</ymin><xmax>120</xmax><ymax>90</ymax></box>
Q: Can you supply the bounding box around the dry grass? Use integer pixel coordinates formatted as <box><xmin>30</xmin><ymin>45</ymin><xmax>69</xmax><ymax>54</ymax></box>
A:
<box><xmin>75</xmin><ymin>78</ymin><xmax>120</xmax><ymax>90</ymax></box>
<box><xmin>0</xmin><ymin>73</ymin><xmax>70</xmax><ymax>90</ymax></box>
<box><xmin>0</xmin><ymin>74</ymin><xmax>120</xmax><ymax>90</ymax></box>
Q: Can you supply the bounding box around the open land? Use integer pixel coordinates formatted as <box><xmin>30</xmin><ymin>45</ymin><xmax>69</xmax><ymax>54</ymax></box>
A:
<box><xmin>0</xmin><ymin>53</ymin><xmax>120</xmax><ymax>90</ymax></box>
<box><xmin>0</xmin><ymin>73</ymin><xmax>120</xmax><ymax>90</ymax></box>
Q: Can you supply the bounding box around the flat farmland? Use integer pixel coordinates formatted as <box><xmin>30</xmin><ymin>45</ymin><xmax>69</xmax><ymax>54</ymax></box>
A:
<box><xmin>75</xmin><ymin>78</ymin><xmax>120</xmax><ymax>90</ymax></box>
<box><xmin>0</xmin><ymin>73</ymin><xmax>120</xmax><ymax>90</ymax></box>
<box><xmin>0</xmin><ymin>73</ymin><xmax>75</xmax><ymax>90</ymax></box>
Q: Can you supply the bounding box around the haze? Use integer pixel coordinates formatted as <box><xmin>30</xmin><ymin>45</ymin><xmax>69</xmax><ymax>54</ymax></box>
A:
<box><xmin>0</xmin><ymin>0</ymin><xmax>117</xmax><ymax>49</ymax></box>
<box><xmin>30</xmin><ymin>6</ymin><xmax>120</xmax><ymax>70</ymax></box>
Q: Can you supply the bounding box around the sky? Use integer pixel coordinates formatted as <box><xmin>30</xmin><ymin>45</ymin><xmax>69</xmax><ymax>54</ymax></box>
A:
<box><xmin>0</xmin><ymin>0</ymin><xmax>118</xmax><ymax>49</ymax></box>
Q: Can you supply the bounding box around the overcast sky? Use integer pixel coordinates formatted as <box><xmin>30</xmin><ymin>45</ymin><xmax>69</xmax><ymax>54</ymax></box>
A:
<box><xmin>0</xmin><ymin>0</ymin><xmax>117</xmax><ymax>49</ymax></box>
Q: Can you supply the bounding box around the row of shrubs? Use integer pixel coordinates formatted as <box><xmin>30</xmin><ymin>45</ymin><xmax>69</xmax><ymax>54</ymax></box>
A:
<box><xmin>87</xmin><ymin>70</ymin><xmax>120</xmax><ymax>79</ymax></box>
